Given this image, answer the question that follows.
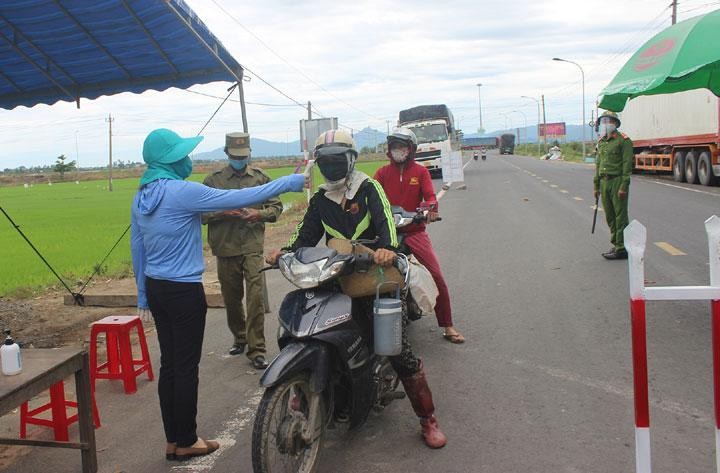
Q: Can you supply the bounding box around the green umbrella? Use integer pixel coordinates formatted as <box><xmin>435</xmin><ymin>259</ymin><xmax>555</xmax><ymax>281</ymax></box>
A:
<box><xmin>598</xmin><ymin>9</ymin><xmax>720</xmax><ymax>112</ymax></box>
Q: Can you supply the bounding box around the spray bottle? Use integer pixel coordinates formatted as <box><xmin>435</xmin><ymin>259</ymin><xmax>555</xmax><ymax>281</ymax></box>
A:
<box><xmin>1</xmin><ymin>330</ymin><xmax>22</xmax><ymax>376</ymax></box>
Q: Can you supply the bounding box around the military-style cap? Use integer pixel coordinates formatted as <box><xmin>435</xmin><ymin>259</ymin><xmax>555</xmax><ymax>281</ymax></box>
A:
<box><xmin>226</xmin><ymin>132</ymin><xmax>251</xmax><ymax>157</ymax></box>
<box><xmin>597</xmin><ymin>110</ymin><xmax>621</xmax><ymax>128</ymax></box>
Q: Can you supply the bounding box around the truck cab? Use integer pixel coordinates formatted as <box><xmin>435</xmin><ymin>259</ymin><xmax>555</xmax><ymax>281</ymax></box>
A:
<box><xmin>405</xmin><ymin>119</ymin><xmax>453</xmax><ymax>177</ymax></box>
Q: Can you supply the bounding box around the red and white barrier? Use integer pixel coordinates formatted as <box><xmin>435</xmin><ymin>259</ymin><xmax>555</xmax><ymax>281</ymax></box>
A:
<box><xmin>625</xmin><ymin>216</ymin><xmax>720</xmax><ymax>473</ymax></box>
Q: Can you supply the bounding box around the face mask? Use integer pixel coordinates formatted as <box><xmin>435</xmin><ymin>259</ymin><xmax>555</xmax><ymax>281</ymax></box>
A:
<box><xmin>229</xmin><ymin>157</ymin><xmax>249</xmax><ymax>170</ymax></box>
<box><xmin>317</xmin><ymin>154</ymin><xmax>349</xmax><ymax>182</ymax></box>
<box><xmin>598</xmin><ymin>123</ymin><xmax>616</xmax><ymax>137</ymax></box>
<box><xmin>390</xmin><ymin>148</ymin><xmax>409</xmax><ymax>163</ymax></box>
<box><xmin>172</xmin><ymin>156</ymin><xmax>193</xmax><ymax>179</ymax></box>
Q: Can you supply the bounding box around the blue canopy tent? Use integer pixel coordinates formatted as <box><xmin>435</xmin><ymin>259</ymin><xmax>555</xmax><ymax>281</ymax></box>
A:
<box><xmin>0</xmin><ymin>0</ymin><xmax>248</xmax><ymax>129</ymax></box>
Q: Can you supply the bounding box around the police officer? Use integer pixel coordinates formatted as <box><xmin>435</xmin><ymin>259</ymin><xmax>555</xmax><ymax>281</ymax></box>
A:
<box><xmin>266</xmin><ymin>130</ymin><xmax>447</xmax><ymax>449</ymax></box>
<box><xmin>202</xmin><ymin>132</ymin><xmax>283</xmax><ymax>369</ymax></box>
<box><xmin>593</xmin><ymin>111</ymin><xmax>633</xmax><ymax>260</ymax></box>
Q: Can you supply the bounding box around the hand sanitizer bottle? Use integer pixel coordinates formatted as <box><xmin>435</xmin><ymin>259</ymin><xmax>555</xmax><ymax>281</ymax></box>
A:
<box><xmin>1</xmin><ymin>330</ymin><xmax>22</xmax><ymax>376</ymax></box>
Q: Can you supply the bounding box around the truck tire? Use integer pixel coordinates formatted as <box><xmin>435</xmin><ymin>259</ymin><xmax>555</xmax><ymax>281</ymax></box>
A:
<box><xmin>672</xmin><ymin>151</ymin><xmax>686</xmax><ymax>182</ymax></box>
<box><xmin>698</xmin><ymin>151</ymin><xmax>716</xmax><ymax>186</ymax></box>
<box><xmin>685</xmin><ymin>151</ymin><xmax>699</xmax><ymax>184</ymax></box>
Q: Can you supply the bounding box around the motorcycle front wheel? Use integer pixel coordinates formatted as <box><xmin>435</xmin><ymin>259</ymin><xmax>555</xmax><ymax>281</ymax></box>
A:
<box><xmin>252</xmin><ymin>374</ymin><xmax>325</xmax><ymax>473</ymax></box>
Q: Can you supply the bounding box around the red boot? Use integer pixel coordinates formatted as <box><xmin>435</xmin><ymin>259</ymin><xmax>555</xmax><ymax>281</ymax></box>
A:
<box><xmin>400</xmin><ymin>360</ymin><xmax>447</xmax><ymax>449</ymax></box>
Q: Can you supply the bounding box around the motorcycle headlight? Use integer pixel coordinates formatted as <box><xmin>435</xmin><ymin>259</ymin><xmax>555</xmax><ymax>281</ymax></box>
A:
<box><xmin>278</xmin><ymin>254</ymin><xmax>347</xmax><ymax>289</ymax></box>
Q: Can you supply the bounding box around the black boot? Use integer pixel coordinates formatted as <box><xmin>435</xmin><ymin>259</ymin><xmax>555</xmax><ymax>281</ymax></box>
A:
<box><xmin>399</xmin><ymin>360</ymin><xmax>447</xmax><ymax>449</ymax></box>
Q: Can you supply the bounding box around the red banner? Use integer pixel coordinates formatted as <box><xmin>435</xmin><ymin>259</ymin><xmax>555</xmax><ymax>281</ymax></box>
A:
<box><xmin>538</xmin><ymin>122</ymin><xmax>566</xmax><ymax>137</ymax></box>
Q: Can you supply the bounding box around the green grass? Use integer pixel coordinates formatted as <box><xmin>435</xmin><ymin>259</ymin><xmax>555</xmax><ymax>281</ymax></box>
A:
<box><xmin>0</xmin><ymin>161</ymin><xmax>385</xmax><ymax>297</ymax></box>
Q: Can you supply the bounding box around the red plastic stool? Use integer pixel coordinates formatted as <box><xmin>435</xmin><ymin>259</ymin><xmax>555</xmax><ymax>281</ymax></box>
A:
<box><xmin>90</xmin><ymin>315</ymin><xmax>154</xmax><ymax>394</ymax></box>
<box><xmin>20</xmin><ymin>380</ymin><xmax>100</xmax><ymax>441</ymax></box>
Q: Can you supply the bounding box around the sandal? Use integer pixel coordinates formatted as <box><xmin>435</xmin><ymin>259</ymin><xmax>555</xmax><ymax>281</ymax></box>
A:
<box><xmin>443</xmin><ymin>332</ymin><xmax>465</xmax><ymax>344</ymax></box>
<box><xmin>166</xmin><ymin>442</ymin><xmax>177</xmax><ymax>461</ymax></box>
<box><xmin>175</xmin><ymin>438</ymin><xmax>220</xmax><ymax>461</ymax></box>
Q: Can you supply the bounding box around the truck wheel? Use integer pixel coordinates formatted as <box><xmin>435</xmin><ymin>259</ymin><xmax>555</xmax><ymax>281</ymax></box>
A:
<box><xmin>685</xmin><ymin>151</ymin><xmax>699</xmax><ymax>184</ymax></box>
<box><xmin>672</xmin><ymin>151</ymin><xmax>686</xmax><ymax>182</ymax></box>
<box><xmin>698</xmin><ymin>151</ymin><xmax>716</xmax><ymax>186</ymax></box>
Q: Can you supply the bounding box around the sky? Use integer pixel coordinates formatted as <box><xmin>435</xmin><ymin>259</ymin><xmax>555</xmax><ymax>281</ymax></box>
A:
<box><xmin>1</xmin><ymin>0</ymin><xmax>719</xmax><ymax>169</ymax></box>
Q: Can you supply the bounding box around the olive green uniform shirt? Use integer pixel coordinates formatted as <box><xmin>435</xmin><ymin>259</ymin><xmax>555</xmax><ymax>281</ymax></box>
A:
<box><xmin>202</xmin><ymin>165</ymin><xmax>283</xmax><ymax>257</ymax></box>
<box><xmin>593</xmin><ymin>131</ymin><xmax>634</xmax><ymax>192</ymax></box>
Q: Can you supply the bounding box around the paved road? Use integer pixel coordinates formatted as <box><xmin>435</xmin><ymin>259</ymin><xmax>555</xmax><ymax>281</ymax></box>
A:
<box><xmin>5</xmin><ymin>151</ymin><xmax>720</xmax><ymax>472</ymax></box>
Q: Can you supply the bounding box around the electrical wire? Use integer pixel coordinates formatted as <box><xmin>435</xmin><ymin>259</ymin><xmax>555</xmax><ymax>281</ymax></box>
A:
<box><xmin>209</xmin><ymin>0</ymin><xmax>384</xmax><ymax>122</ymax></box>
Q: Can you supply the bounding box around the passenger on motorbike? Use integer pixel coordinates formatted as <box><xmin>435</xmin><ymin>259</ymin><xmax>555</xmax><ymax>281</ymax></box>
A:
<box><xmin>374</xmin><ymin>127</ymin><xmax>465</xmax><ymax>344</ymax></box>
<box><xmin>266</xmin><ymin>129</ymin><xmax>447</xmax><ymax>449</ymax></box>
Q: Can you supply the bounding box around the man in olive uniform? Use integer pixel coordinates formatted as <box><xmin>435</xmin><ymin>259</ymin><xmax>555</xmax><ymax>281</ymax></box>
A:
<box><xmin>202</xmin><ymin>132</ymin><xmax>283</xmax><ymax>369</ymax></box>
<box><xmin>593</xmin><ymin>111</ymin><xmax>633</xmax><ymax>260</ymax></box>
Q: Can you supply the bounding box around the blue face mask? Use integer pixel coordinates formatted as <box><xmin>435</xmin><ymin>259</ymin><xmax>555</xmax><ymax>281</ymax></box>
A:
<box><xmin>229</xmin><ymin>157</ymin><xmax>249</xmax><ymax>170</ymax></box>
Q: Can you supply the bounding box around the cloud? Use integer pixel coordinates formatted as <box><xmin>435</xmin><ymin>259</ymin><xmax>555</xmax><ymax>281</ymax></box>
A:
<box><xmin>1</xmin><ymin>0</ymin><xmax>717</xmax><ymax>168</ymax></box>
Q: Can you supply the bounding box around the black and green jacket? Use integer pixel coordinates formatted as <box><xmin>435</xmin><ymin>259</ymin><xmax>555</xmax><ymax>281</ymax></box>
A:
<box><xmin>284</xmin><ymin>177</ymin><xmax>398</xmax><ymax>251</ymax></box>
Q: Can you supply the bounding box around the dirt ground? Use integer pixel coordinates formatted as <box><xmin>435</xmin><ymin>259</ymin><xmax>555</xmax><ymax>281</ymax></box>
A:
<box><xmin>0</xmin><ymin>207</ymin><xmax>303</xmax><ymax>350</ymax></box>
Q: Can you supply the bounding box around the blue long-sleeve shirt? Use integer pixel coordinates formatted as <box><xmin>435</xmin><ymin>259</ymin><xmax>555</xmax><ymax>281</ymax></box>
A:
<box><xmin>131</xmin><ymin>174</ymin><xmax>304</xmax><ymax>308</ymax></box>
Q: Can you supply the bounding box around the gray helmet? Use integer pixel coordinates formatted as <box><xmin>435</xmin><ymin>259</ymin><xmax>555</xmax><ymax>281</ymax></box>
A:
<box><xmin>387</xmin><ymin>127</ymin><xmax>418</xmax><ymax>158</ymax></box>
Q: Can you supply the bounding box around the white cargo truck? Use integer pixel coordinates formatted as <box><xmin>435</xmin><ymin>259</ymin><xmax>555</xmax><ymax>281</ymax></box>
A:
<box><xmin>619</xmin><ymin>89</ymin><xmax>720</xmax><ymax>185</ymax></box>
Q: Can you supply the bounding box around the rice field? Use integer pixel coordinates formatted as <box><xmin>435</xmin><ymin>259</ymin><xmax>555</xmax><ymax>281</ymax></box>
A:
<box><xmin>0</xmin><ymin>161</ymin><xmax>384</xmax><ymax>296</ymax></box>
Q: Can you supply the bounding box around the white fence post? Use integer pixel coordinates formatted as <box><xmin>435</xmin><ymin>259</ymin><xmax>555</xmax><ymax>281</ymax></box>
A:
<box><xmin>624</xmin><ymin>220</ymin><xmax>651</xmax><ymax>473</ymax></box>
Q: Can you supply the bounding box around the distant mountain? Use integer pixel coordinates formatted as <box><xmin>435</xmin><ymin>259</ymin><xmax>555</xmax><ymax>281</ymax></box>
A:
<box><xmin>193</xmin><ymin>138</ymin><xmax>302</xmax><ymax>161</ymax></box>
<box><xmin>193</xmin><ymin>128</ymin><xmax>387</xmax><ymax>161</ymax></box>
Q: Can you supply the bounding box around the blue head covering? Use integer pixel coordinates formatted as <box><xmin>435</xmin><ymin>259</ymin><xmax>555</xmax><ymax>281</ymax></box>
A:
<box><xmin>140</xmin><ymin>129</ymin><xmax>203</xmax><ymax>186</ymax></box>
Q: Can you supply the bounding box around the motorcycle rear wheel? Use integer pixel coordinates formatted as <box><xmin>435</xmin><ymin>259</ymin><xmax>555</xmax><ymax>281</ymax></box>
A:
<box><xmin>252</xmin><ymin>374</ymin><xmax>325</xmax><ymax>473</ymax></box>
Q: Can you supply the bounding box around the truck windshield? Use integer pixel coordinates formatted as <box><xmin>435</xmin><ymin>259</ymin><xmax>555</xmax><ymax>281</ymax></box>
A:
<box><xmin>408</xmin><ymin>124</ymin><xmax>448</xmax><ymax>144</ymax></box>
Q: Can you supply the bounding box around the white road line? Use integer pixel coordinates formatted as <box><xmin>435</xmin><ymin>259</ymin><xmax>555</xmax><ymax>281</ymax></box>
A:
<box><xmin>573</xmin><ymin>196</ymin><xmax>584</xmax><ymax>201</ymax></box>
<box><xmin>172</xmin><ymin>389</ymin><xmax>263</xmax><ymax>471</ymax></box>
<box><xmin>559</xmin><ymin>189</ymin><xmax>569</xmax><ymax>194</ymax></box>
<box><xmin>542</xmin><ymin>179</ymin><xmax>549</xmax><ymax>183</ymax></box>
<box><xmin>550</xmin><ymin>184</ymin><xmax>558</xmax><ymax>188</ymax></box>
<box><xmin>510</xmin><ymin>358</ymin><xmax>709</xmax><ymax>423</ymax></box>
<box><xmin>654</xmin><ymin>241</ymin><xmax>687</xmax><ymax>256</ymax></box>
<box><xmin>648</xmin><ymin>179</ymin><xmax>720</xmax><ymax>197</ymax></box>
<box><xmin>462</xmin><ymin>159</ymin><xmax>472</xmax><ymax>170</ymax></box>
<box><xmin>591</xmin><ymin>205</ymin><xmax>604</xmax><ymax>212</ymax></box>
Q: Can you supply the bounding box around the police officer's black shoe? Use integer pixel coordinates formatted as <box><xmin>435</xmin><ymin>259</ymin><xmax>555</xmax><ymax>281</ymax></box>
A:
<box><xmin>603</xmin><ymin>249</ymin><xmax>628</xmax><ymax>260</ymax></box>
<box><xmin>601</xmin><ymin>248</ymin><xmax>615</xmax><ymax>258</ymax></box>
<box><xmin>229</xmin><ymin>343</ymin><xmax>245</xmax><ymax>356</ymax></box>
<box><xmin>252</xmin><ymin>355</ymin><xmax>269</xmax><ymax>370</ymax></box>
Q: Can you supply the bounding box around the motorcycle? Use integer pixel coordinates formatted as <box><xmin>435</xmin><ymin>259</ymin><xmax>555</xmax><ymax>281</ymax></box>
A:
<box><xmin>252</xmin><ymin>241</ymin><xmax>411</xmax><ymax>473</ymax></box>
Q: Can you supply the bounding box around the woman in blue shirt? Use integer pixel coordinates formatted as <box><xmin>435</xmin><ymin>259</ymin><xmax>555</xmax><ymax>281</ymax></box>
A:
<box><xmin>131</xmin><ymin>129</ymin><xmax>304</xmax><ymax>461</ymax></box>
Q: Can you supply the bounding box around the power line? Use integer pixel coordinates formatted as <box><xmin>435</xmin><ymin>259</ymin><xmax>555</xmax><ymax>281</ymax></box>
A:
<box><xmin>209</xmin><ymin>0</ymin><xmax>383</xmax><ymax>122</ymax></box>
<box><xmin>182</xmin><ymin>88</ymin><xmax>300</xmax><ymax>107</ymax></box>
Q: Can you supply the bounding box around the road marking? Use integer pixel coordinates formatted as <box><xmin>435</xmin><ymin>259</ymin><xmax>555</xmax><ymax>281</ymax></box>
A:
<box><xmin>542</xmin><ymin>179</ymin><xmax>549</xmax><ymax>183</ymax></box>
<box><xmin>172</xmin><ymin>389</ymin><xmax>263</xmax><ymax>471</ymax></box>
<box><xmin>648</xmin><ymin>179</ymin><xmax>720</xmax><ymax>197</ymax></box>
<box><xmin>550</xmin><ymin>184</ymin><xmax>558</xmax><ymax>188</ymax></box>
<box><xmin>573</xmin><ymin>196</ymin><xmax>584</xmax><ymax>201</ymax></box>
<box><xmin>559</xmin><ymin>189</ymin><xmax>569</xmax><ymax>194</ymax></box>
<box><xmin>591</xmin><ymin>205</ymin><xmax>604</xmax><ymax>212</ymax></box>
<box><xmin>654</xmin><ymin>242</ymin><xmax>687</xmax><ymax>256</ymax></box>
<box><xmin>509</xmin><ymin>358</ymin><xmax>709</xmax><ymax>423</ymax></box>
<box><xmin>462</xmin><ymin>159</ymin><xmax>472</xmax><ymax>170</ymax></box>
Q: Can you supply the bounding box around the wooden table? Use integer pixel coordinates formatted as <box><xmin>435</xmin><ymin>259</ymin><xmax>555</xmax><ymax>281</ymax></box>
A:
<box><xmin>0</xmin><ymin>347</ymin><xmax>97</xmax><ymax>473</ymax></box>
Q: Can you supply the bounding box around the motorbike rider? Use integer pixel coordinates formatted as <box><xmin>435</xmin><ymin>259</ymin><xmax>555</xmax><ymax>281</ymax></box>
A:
<box><xmin>266</xmin><ymin>129</ymin><xmax>447</xmax><ymax>449</ymax></box>
<box><xmin>374</xmin><ymin>127</ymin><xmax>465</xmax><ymax>344</ymax></box>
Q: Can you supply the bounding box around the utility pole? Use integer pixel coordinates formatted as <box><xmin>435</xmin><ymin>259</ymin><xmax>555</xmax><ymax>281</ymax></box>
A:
<box><xmin>105</xmin><ymin>114</ymin><xmax>113</xmax><ymax>192</ymax></box>
<box><xmin>476</xmin><ymin>83</ymin><xmax>484</xmax><ymax>134</ymax></box>
<box><xmin>671</xmin><ymin>0</ymin><xmax>678</xmax><ymax>24</ymax></box>
<box><xmin>386</xmin><ymin>120</ymin><xmax>390</xmax><ymax>136</ymax></box>
<box><xmin>307</xmin><ymin>101</ymin><xmax>312</xmax><ymax>120</ymax></box>
<box><xmin>74</xmin><ymin>130</ymin><xmax>80</xmax><ymax>170</ymax></box>
<box><xmin>541</xmin><ymin>94</ymin><xmax>548</xmax><ymax>150</ymax></box>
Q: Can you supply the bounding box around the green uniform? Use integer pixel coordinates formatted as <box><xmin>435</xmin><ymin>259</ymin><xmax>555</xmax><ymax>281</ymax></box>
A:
<box><xmin>202</xmin><ymin>165</ymin><xmax>283</xmax><ymax>360</ymax></box>
<box><xmin>593</xmin><ymin>131</ymin><xmax>633</xmax><ymax>252</ymax></box>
